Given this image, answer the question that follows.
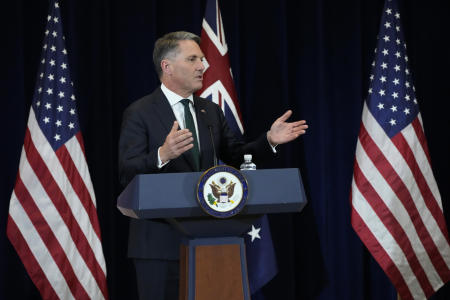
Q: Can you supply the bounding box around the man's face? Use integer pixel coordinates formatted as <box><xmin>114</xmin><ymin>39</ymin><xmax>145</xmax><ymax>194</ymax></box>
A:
<box><xmin>165</xmin><ymin>40</ymin><xmax>205</xmax><ymax>97</ymax></box>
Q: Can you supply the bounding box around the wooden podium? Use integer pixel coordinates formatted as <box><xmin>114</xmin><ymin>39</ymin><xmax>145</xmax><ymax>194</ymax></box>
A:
<box><xmin>117</xmin><ymin>168</ymin><xmax>307</xmax><ymax>300</ymax></box>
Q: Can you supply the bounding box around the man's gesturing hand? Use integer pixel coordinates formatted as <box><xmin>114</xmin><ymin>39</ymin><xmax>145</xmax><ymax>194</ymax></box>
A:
<box><xmin>267</xmin><ymin>110</ymin><xmax>308</xmax><ymax>146</ymax></box>
<box><xmin>159</xmin><ymin>121</ymin><xmax>194</xmax><ymax>163</ymax></box>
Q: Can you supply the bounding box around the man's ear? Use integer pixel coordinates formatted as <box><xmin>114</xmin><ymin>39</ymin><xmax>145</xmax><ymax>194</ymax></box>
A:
<box><xmin>161</xmin><ymin>59</ymin><xmax>171</xmax><ymax>76</ymax></box>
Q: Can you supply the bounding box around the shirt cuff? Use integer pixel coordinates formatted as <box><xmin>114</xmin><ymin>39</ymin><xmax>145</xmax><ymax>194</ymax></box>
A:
<box><xmin>157</xmin><ymin>147</ymin><xmax>170</xmax><ymax>168</ymax></box>
<box><xmin>267</xmin><ymin>137</ymin><xmax>278</xmax><ymax>153</ymax></box>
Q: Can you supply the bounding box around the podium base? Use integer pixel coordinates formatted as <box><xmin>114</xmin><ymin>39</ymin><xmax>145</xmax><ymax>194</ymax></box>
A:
<box><xmin>179</xmin><ymin>237</ymin><xmax>250</xmax><ymax>300</ymax></box>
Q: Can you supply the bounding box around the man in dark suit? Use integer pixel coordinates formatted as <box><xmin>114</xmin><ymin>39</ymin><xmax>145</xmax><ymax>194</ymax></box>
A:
<box><xmin>119</xmin><ymin>31</ymin><xmax>308</xmax><ymax>300</ymax></box>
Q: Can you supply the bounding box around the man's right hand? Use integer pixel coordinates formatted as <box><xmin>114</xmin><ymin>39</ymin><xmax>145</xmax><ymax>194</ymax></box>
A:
<box><xmin>159</xmin><ymin>121</ymin><xmax>194</xmax><ymax>163</ymax></box>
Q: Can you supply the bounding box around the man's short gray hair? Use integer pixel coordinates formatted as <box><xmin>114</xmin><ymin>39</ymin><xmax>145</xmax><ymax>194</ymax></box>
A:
<box><xmin>153</xmin><ymin>31</ymin><xmax>201</xmax><ymax>78</ymax></box>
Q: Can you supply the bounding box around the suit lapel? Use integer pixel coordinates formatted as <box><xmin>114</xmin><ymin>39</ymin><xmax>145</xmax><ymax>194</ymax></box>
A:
<box><xmin>194</xmin><ymin>97</ymin><xmax>214</xmax><ymax>170</ymax></box>
<box><xmin>153</xmin><ymin>88</ymin><xmax>177</xmax><ymax>133</ymax></box>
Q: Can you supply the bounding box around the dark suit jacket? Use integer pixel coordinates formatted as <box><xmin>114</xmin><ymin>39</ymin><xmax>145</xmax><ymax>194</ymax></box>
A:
<box><xmin>118</xmin><ymin>87</ymin><xmax>275</xmax><ymax>259</ymax></box>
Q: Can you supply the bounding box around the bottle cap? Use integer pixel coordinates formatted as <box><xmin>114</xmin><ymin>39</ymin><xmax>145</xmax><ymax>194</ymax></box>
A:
<box><xmin>244</xmin><ymin>154</ymin><xmax>252</xmax><ymax>161</ymax></box>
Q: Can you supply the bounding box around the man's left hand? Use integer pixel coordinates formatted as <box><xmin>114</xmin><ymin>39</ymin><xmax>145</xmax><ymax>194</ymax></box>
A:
<box><xmin>267</xmin><ymin>110</ymin><xmax>308</xmax><ymax>146</ymax></box>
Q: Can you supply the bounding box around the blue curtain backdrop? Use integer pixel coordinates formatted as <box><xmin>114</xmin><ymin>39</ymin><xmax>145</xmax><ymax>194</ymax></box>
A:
<box><xmin>1</xmin><ymin>0</ymin><xmax>449</xmax><ymax>299</ymax></box>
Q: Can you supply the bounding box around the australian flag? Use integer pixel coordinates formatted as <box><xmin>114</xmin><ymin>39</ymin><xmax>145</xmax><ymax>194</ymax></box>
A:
<box><xmin>196</xmin><ymin>0</ymin><xmax>244</xmax><ymax>135</ymax></box>
<box><xmin>196</xmin><ymin>0</ymin><xmax>278</xmax><ymax>296</ymax></box>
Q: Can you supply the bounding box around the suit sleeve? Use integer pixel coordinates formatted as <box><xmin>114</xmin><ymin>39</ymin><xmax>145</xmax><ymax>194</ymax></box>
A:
<box><xmin>118</xmin><ymin>105</ymin><xmax>160</xmax><ymax>188</ymax></box>
<box><xmin>213</xmin><ymin>104</ymin><xmax>276</xmax><ymax>168</ymax></box>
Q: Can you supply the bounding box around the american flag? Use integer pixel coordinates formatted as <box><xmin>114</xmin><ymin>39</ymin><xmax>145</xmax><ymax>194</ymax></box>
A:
<box><xmin>197</xmin><ymin>0</ymin><xmax>277</xmax><ymax>295</ymax></box>
<box><xmin>350</xmin><ymin>0</ymin><xmax>450</xmax><ymax>299</ymax></box>
<box><xmin>6</xmin><ymin>1</ymin><xmax>109</xmax><ymax>299</ymax></box>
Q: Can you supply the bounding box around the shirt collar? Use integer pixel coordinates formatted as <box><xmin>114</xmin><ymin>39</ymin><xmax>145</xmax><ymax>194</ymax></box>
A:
<box><xmin>161</xmin><ymin>83</ymin><xmax>194</xmax><ymax>107</ymax></box>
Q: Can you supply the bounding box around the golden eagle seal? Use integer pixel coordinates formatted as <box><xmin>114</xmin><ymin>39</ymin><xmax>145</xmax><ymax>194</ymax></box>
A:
<box><xmin>209</xmin><ymin>179</ymin><xmax>236</xmax><ymax>203</ymax></box>
<box><xmin>197</xmin><ymin>165</ymin><xmax>248</xmax><ymax>218</ymax></box>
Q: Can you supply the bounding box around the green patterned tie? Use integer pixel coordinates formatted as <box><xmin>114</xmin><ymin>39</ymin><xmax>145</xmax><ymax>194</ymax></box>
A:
<box><xmin>181</xmin><ymin>99</ymin><xmax>200</xmax><ymax>171</ymax></box>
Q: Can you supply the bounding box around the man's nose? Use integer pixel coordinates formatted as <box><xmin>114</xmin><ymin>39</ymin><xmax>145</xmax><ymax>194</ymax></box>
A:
<box><xmin>197</xmin><ymin>59</ymin><xmax>205</xmax><ymax>71</ymax></box>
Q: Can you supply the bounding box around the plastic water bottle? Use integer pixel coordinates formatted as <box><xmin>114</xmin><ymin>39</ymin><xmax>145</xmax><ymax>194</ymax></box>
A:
<box><xmin>240</xmin><ymin>154</ymin><xmax>256</xmax><ymax>170</ymax></box>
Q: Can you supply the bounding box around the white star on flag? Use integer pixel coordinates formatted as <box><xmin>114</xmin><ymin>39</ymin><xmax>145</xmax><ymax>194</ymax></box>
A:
<box><xmin>248</xmin><ymin>225</ymin><xmax>261</xmax><ymax>242</ymax></box>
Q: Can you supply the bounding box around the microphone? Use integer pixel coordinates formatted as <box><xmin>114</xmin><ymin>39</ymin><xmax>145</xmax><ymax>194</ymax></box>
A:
<box><xmin>200</xmin><ymin>109</ymin><xmax>218</xmax><ymax>166</ymax></box>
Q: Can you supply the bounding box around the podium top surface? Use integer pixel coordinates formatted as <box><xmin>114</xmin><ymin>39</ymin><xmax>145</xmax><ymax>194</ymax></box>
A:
<box><xmin>117</xmin><ymin>168</ymin><xmax>307</xmax><ymax>219</ymax></box>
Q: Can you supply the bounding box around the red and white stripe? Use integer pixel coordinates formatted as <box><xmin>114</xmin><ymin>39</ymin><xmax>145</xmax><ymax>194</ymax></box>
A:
<box><xmin>351</xmin><ymin>103</ymin><xmax>450</xmax><ymax>299</ymax></box>
<box><xmin>7</xmin><ymin>108</ymin><xmax>108</xmax><ymax>300</ymax></box>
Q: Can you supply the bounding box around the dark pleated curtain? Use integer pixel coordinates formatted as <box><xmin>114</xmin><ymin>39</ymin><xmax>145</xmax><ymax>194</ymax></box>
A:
<box><xmin>1</xmin><ymin>0</ymin><xmax>449</xmax><ymax>299</ymax></box>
